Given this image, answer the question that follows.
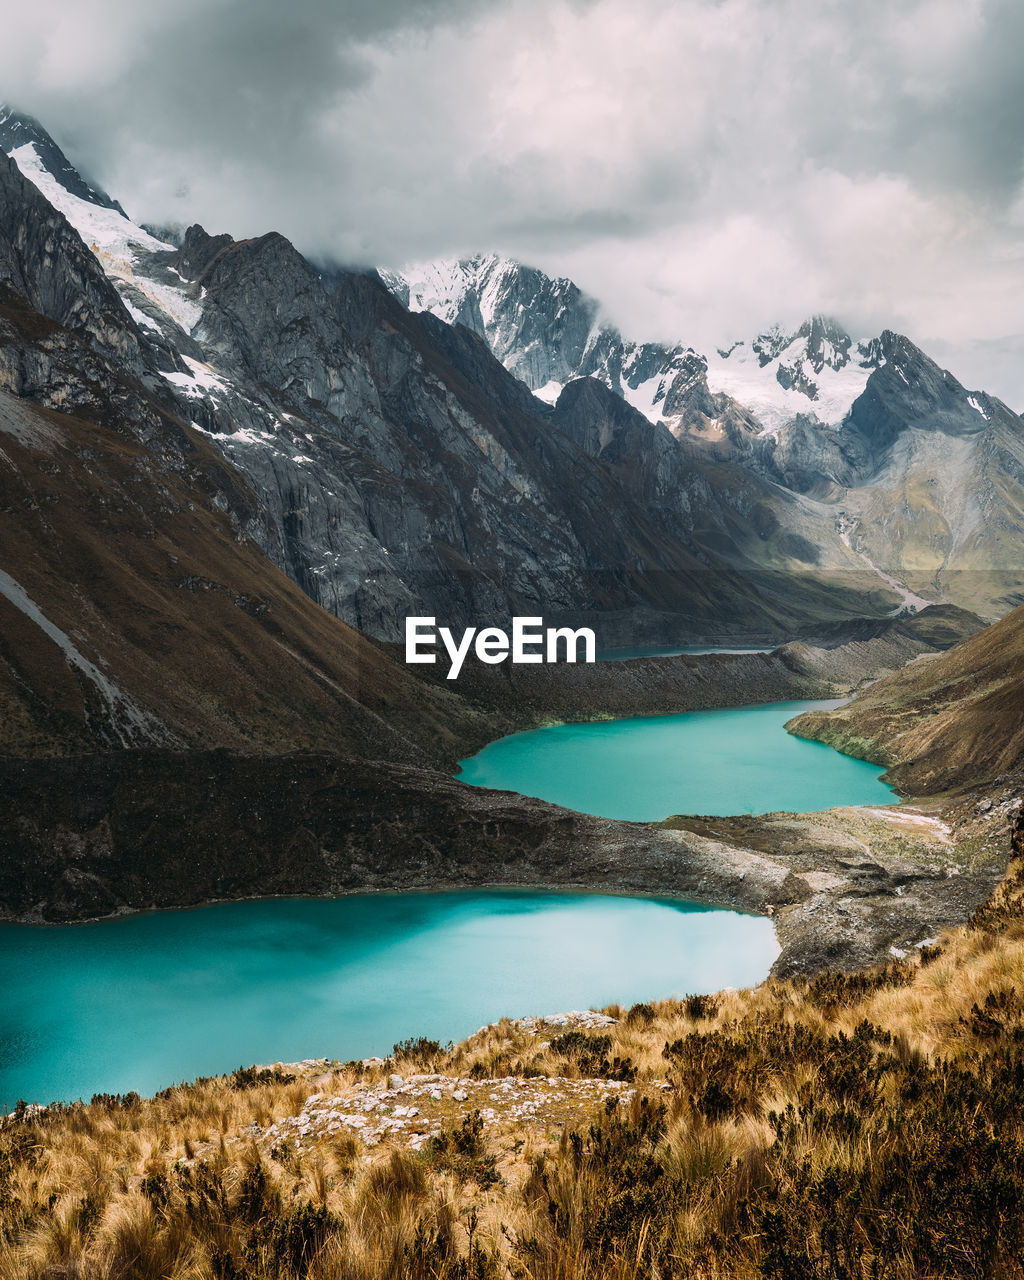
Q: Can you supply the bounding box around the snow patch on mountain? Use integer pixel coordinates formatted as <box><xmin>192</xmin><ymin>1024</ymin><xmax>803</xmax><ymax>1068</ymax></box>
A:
<box><xmin>534</xmin><ymin>380</ymin><xmax>563</xmax><ymax>405</ymax></box>
<box><xmin>9</xmin><ymin>142</ymin><xmax>168</xmax><ymax>260</ymax></box>
<box><xmin>705</xmin><ymin>325</ymin><xmax>878</xmax><ymax>434</ymax></box>
<box><xmin>0</xmin><ymin>105</ymin><xmax>123</xmax><ymax>213</ymax></box>
<box><xmin>122</xmin><ymin>299</ymin><xmax>160</xmax><ymax>332</ymax></box>
<box><xmin>392</xmin><ymin>255</ymin><xmax>602</xmax><ymax>392</ymax></box>
<box><xmin>8</xmin><ymin>142</ymin><xmax>201</xmax><ymax>334</ymax></box>
<box><xmin>395</xmin><ymin>258</ymin><xmax>474</xmax><ymax>323</ymax></box>
<box><xmin>160</xmin><ymin>356</ymin><xmax>233</xmax><ymax>400</ymax></box>
<box><xmin>621</xmin><ymin>373</ymin><xmax>667</xmax><ymax>419</ymax></box>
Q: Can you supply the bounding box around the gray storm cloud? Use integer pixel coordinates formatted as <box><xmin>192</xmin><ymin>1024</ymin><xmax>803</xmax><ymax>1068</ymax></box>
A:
<box><xmin>3</xmin><ymin>0</ymin><xmax>1023</xmax><ymax>404</ymax></box>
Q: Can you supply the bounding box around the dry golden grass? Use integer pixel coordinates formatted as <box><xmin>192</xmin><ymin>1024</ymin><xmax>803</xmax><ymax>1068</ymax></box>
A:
<box><xmin>4</xmin><ymin>843</ymin><xmax>1024</xmax><ymax>1277</ymax></box>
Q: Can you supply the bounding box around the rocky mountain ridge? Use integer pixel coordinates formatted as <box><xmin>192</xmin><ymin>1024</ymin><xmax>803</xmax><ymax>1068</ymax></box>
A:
<box><xmin>390</xmin><ymin>256</ymin><xmax>1024</xmax><ymax>619</ymax></box>
<box><xmin>0</xmin><ymin>104</ymin><xmax>125</xmax><ymax>215</ymax></box>
<box><xmin>0</xmin><ymin>146</ymin><xmax>484</xmax><ymax>765</ymax></box>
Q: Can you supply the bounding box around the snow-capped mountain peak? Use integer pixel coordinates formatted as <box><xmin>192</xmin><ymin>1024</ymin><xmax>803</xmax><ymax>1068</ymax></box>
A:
<box><xmin>705</xmin><ymin>317</ymin><xmax>882</xmax><ymax>434</ymax></box>
<box><xmin>383</xmin><ymin>258</ymin><xmax>887</xmax><ymax>439</ymax></box>
<box><xmin>386</xmin><ymin>254</ymin><xmax>602</xmax><ymax>392</ymax></box>
<box><xmin>383</xmin><ymin>255</ymin><xmax>487</xmax><ymax>326</ymax></box>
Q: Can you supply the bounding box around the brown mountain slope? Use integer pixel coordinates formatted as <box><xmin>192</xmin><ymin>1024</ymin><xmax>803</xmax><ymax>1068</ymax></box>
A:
<box><xmin>0</xmin><ymin>292</ymin><xmax>476</xmax><ymax>765</ymax></box>
<box><xmin>787</xmin><ymin>604</ymin><xmax>1024</xmax><ymax>793</ymax></box>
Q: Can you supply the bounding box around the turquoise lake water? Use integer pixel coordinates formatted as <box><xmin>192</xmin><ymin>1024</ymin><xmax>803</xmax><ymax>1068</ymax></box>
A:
<box><xmin>456</xmin><ymin>699</ymin><xmax>895</xmax><ymax>820</ymax></box>
<box><xmin>0</xmin><ymin>892</ymin><xmax>778</xmax><ymax>1105</ymax></box>
<box><xmin>597</xmin><ymin>644</ymin><xmax>773</xmax><ymax>660</ymax></box>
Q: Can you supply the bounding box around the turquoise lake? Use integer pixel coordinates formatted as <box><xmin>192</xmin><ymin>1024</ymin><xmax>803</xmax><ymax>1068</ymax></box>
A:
<box><xmin>456</xmin><ymin>699</ymin><xmax>895</xmax><ymax>820</ymax></box>
<box><xmin>0</xmin><ymin>892</ymin><xmax>778</xmax><ymax>1106</ymax></box>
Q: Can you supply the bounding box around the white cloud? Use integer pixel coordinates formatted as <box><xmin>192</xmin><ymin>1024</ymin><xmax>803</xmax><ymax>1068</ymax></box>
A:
<box><xmin>3</xmin><ymin>0</ymin><xmax>1023</xmax><ymax>403</ymax></box>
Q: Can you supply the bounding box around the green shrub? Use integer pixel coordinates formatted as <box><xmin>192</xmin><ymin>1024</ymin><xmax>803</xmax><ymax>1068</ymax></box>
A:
<box><xmin>427</xmin><ymin>1111</ymin><xmax>500</xmax><ymax>1188</ymax></box>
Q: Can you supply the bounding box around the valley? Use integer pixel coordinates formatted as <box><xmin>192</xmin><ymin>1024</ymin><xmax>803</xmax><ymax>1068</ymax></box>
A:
<box><xmin>0</xmin><ymin>103</ymin><xmax>1019</xmax><ymax>1277</ymax></box>
<box><xmin>1</xmin><ymin>5</ymin><xmax>1023</xmax><ymax>1272</ymax></box>
<box><xmin>0</xmin><ymin>104</ymin><xmax>1019</xmax><ymax>1036</ymax></box>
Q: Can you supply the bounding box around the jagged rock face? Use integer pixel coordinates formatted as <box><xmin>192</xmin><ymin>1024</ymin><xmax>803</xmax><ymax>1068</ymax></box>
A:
<box><xmin>179</xmin><ymin>232</ymin><xmax>730</xmax><ymax>636</ymax></box>
<box><xmin>384</xmin><ymin>255</ymin><xmax>601</xmax><ymax>393</ymax></box>
<box><xmin>388</xmin><ymin>256</ymin><xmax>725</xmax><ymax>429</ymax></box>
<box><xmin>385</xmin><ymin>259</ymin><xmax>875</xmax><ymax>436</ymax></box>
<box><xmin>0</xmin><ymin>151</ymin><xmax>146</xmax><ymax>379</ymax></box>
<box><xmin>7</xmin><ymin>114</ymin><xmax>958</xmax><ymax>638</ymax></box>
<box><xmin>9</xmin><ymin>115</ymin><xmax>869</xmax><ymax>641</ymax></box>
<box><xmin>746</xmin><ymin>329</ymin><xmax>1005</xmax><ymax>493</ymax></box>
<box><xmin>143</xmin><ymin>224</ymin><xmax>904</xmax><ymax>635</ymax></box>
<box><xmin>0</xmin><ymin>106</ymin><xmax>125</xmax><ymax>214</ymax></box>
<box><xmin>7</xmin><ymin>129</ymin><xmax>856</xmax><ymax>648</ymax></box>
<box><xmin>7</xmin><ymin>109</ymin><xmax>1023</xmax><ymax>635</ymax></box>
<box><xmin>847</xmin><ymin>332</ymin><xmax>995</xmax><ymax>454</ymax></box>
<box><xmin>0</xmin><ymin>306</ymin><xmax>479</xmax><ymax>762</ymax></box>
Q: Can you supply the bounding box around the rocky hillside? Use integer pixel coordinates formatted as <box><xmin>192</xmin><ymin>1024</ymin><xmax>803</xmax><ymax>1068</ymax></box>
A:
<box><xmin>788</xmin><ymin>602</ymin><xmax>1024</xmax><ymax>793</ymax></box>
<box><xmin>0</xmin><ymin>149</ymin><xmax>476</xmax><ymax>765</ymax></box>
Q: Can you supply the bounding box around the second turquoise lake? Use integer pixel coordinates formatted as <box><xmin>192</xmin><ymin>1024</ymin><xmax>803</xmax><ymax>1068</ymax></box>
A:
<box><xmin>456</xmin><ymin>699</ymin><xmax>895</xmax><ymax>820</ymax></box>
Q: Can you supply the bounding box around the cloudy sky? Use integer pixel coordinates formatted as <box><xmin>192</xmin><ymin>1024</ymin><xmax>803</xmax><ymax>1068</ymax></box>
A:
<box><xmin>3</xmin><ymin>0</ymin><xmax>1023</xmax><ymax>402</ymax></box>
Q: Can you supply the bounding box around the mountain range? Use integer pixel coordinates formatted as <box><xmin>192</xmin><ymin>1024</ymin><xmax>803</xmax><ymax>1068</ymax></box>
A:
<box><xmin>0</xmin><ymin>103</ymin><xmax>1022</xmax><ymax>971</ymax></box>
<box><xmin>1</xmin><ymin>103</ymin><xmax>1024</xmax><ymax>759</ymax></box>
<box><xmin>389</xmin><ymin>256</ymin><xmax>1024</xmax><ymax>621</ymax></box>
<box><xmin>5</xmin><ymin>104</ymin><xmax>1023</xmax><ymax>659</ymax></box>
<box><xmin>2</xmin><ymin>80</ymin><xmax>1024</xmax><ymax>1280</ymax></box>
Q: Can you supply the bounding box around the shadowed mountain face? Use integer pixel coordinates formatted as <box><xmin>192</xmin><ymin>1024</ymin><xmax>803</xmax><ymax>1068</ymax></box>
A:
<box><xmin>0</xmin><ymin>150</ymin><xmax>482</xmax><ymax>764</ymax></box>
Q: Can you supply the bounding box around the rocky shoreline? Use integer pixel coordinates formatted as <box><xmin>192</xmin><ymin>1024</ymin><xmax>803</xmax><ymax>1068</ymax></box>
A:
<box><xmin>1</xmin><ymin>743</ymin><xmax>1018</xmax><ymax>979</ymax></box>
<box><xmin>0</xmin><ymin>607</ymin><xmax>1012</xmax><ymax>980</ymax></box>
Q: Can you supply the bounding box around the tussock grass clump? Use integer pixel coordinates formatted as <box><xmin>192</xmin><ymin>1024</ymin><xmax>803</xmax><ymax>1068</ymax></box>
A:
<box><xmin>229</xmin><ymin>1066</ymin><xmax>296</xmax><ymax>1091</ymax></box>
<box><xmin>426</xmin><ymin>1111</ymin><xmax>500</xmax><ymax>1188</ymax></box>
<box><xmin>802</xmin><ymin>960</ymin><xmax>916</xmax><ymax>1012</ymax></box>
<box><xmin>548</xmin><ymin>1031</ymin><xmax>636</xmax><ymax>1081</ymax></box>
<box><xmin>623</xmin><ymin>1001</ymin><xmax>656</xmax><ymax>1028</ymax></box>
<box><xmin>682</xmin><ymin>992</ymin><xmax>720</xmax><ymax>1021</ymax></box>
<box><xmin>391</xmin><ymin>1036</ymin><xmax>451</xmax><ymax>1066</ymax></box>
